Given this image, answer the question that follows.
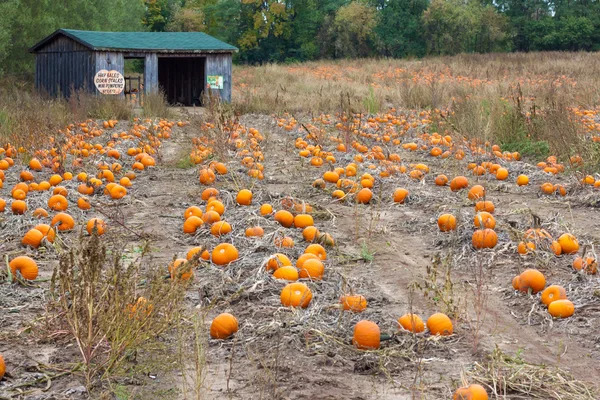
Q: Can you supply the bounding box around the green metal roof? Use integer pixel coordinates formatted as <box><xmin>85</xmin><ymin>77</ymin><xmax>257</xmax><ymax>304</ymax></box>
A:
<box><xmin>30</xmin><ymin>29</ymin><xmax>238</xmax><ymax>53</ymax></box>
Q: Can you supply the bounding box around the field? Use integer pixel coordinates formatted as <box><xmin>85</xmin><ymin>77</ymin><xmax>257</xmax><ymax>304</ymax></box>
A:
<box><xmin>1</xmin><ymin>52</ymin><xmax>600</xmax><ymax>399</ymax></box>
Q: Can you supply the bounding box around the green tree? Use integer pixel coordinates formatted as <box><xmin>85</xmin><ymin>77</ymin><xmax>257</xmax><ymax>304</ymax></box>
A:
<box><xmin>330</xmin><ymin>1</ymin><xmax>378</xmax><ymax>58</ymax></box>
<box><xmin>374</xmin><ymin>0</ymin><xmax>428</xmax><ymax>58</ymax></box>
<box><xmin>422</xmin><ymin>0</ymin><xmax>510</xmax><ymax>55</ymax></box>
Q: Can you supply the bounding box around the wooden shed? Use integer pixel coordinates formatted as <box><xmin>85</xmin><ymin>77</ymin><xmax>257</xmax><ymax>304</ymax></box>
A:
<box><xmin>29</xmin><ymin>29</ymin><xmax>237</xmax><ymax>105</ymax></box>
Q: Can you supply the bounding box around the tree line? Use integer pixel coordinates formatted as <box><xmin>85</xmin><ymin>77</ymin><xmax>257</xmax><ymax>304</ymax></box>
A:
<box><xmin>1</xmin><ymin>0</ymin><xmax>599</xmax><ymax>75</ymax></box>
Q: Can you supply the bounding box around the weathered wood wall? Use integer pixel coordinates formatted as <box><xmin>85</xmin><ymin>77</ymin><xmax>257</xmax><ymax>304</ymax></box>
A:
<box><xmin>34</xmin><ymin>36</ymin><xmax>94</xmax><ymax>97</ymax></box>
<box><xmin>144</xmin><ymin>53</ymin><xmax>158</xmax><ymax>94</ymax></box>
<box><xmin>205</xmin><ymin>53</ymin><xmax>232</xmax><ymax>102</ymax></box>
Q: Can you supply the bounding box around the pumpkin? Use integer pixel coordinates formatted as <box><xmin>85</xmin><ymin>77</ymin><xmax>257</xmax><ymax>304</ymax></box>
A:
<box><xmin>51</xmin><ymin>212</ymin><xmax>75</xmax><ymax>231</ymax></box>
<box><xmin>557</xmin><ymin>233</ymin><xmax>579</xmax><ymax>254</ymax></box>
<box><xmin>267</xmin><ymin>253</ymin><xmax>292</xmax><ymax>271</ymax></box>
<box><xmin>356</xmin><ymin>188</ymin><xmax>373</xmax><ymax>204</ymax></box>
<box><xmin>47</xmin><ymin>194</ymin><xmax>68</xmax><ymax>211</ymax></box>
<box><xmin>473</xmin><ymin>212</ymin><xmax>496</xmax><ymax>229</ymax></box>
<box><xmin>453</xmin><ymin>384</ymin><xmax>488</xmax><ymax>400</ymax></box>
<box><xmin>517</xmin><ymin>269</ymin><xmax>546</xmax><ymax>293</ymax></box>
<box><xmin>199</xmin><ymin>168</ymin><xmax>216</xmax><ymax>185</ymax></box>
<box><xmin>467</xmin><ymin>185</ymin><xmax>485</xmax><ymax>201</ymax></box>
<box><xmin>184</xmin><ymin>206</ymin><xmax>203</xmax><ymax>220</ymax></box>
<box><xmin>210</xmin><ymin>313</ymin><xmax>239</xmax><ymax>339</ymax></box>
<box><xmin>280</xmin><ymin>282</ymin><xmax>312</xmax><ymax>308</ymax></box>
<box><xmin>0</xmin><ymin>198</ymin><xmax>5</xmax><ymax>212</ymax></box>
<box><xmin>236</xmin><ymin>189</ymin><xmax>252</xmax><ymax>205</ymax></box>
<box><xmin>34</xmin><ymin>224</ymin><xmax>55</xmax><ymax>243</ymax></box>
<box><xmin>0</xmin><ymin>354</ymin><xmax>5</xmax><ymax>380</ymax></box>
<box><xmin>340</xmin><ymin>295</ymin><xmax>367</xmax><ymax>312</ymax></box>
<box><xmin>202</xmin><ymin>210</ymin><xmax>221</xmax><ymax>224</ymax></box>
<box><xmin>304</xmin><ymin>243</ymin><xmax>327</xmax><ymax>260</ymax></box>
<box><xmin>426</xmin><ymin>313</ymin><xmax>453</xmax><ymax>336</ymax></box>
<box><xmin>210</xmin><ymin>221</ymin><xmax>232</xmax><ymax>237</ymax></box>
<box><xmin>183</xmin><ymin>216</ymin><xmax>204</xmax><ymax>234</ymax></box>
<box><xmin>450</xmin><ymin>176</ymin><xmax>469</xmax><ymax>191</ymax></box>
<box><xmin>540</xmin><ymin>182</ymin><xmax>555</xmax><ymax>194</ymax></box>
<box><xmin>496</xmin><ymin>168</ymin><xmax>509</xmax><ymax>180</ymax></box>
<box><xmin>274</xmin><ymin>210</ymin><xmax>294</xmax><ymax>228</ymax></box>
<box><xmin>302</xmin><ymin>226</ymin><xmax>319</xmax><ymax>242</ymax></box>
<box><xmin>294</xmin><ymin>214</ymin><xmax>314</xmax><ymax>229</ymax></box>
<box><xmin>296</xmin><ymin>253</ymin><xmax>319</xmax><ymax>270</ymax></box>
<box><xmin>22</xmin><ymin>228</ymin><xmax>44</xmax><ymax>248</ymax></box>
<box><xmin>323</xmin><ymin>170</ymin><xmax>340</xmax><ymax>183</ymax></box>
<box><xmin>541</xmin><ymin>285</ymin><xmax>567</xmax><ymax>306</ymax></box>
<box><xmin>33</xmin><ymin>205</ymin><xmax>49</xmax><ymax>217</ymax></box>
<box><xmin>298</xmin><ymin>258</ymin><xmax>324</xmax><ymax>280</ymax></box>
<box><xmin>398</xmin><ymin>313</ymin><xmax>425</xmax><ymax>333</ymax></box>
<box><xmin>245</xmin><ymin>226</ymin><xmax>264</xmax><ymax>237</ymax></box>
<box><xmin>435</xmin><ymin>175</ymin><xmax>448</xmax><ymax>186</ymax></box>
<box><xmin>437</xmin><ymin>214</ymin><xmax>457</xmax><ymax>232</ymax></box>
<box><xmin>547</xmin><ymin>299</ymin><xmax>574</xmax><ymax>318</ymax></box>
<box><xmin>517</xmin><ymin>241</ymin><xmax>536</xmax><ymax>255</ymax></box>
<box><xmin>474</xmin><ymin>201</ymin><xmax>495</xmax><ymax>213</ymax></box>
<box><xmin>274</xmin><ymin>236</ymin><xmax>294</xmax><ymax>248</ymax></box>
<box><xmin>201</xmin><ymin>187</ymin><xmax>219</xmax><ymax>201</ymax></box>
<box><xmin>86</xmin><ymin>218</ymin><xmax>106</xmax><ymax>235</ymax></box>
<box><xmin>260</xmin><ymin>203</ymin><xmax>273</xmax><ymax>215</ymax></box>
<box><xmin>393</xmin><ymin>188</ymin><xmax>409</xmax><ymax>203</ymax></box>
<box><xmin>11</xmin><ymin>200</ymin><xmax>27</xmax><ymax>215</ymax></box>
<box><xmin>187</xmin><ymin>246</ymin><xmax>210</xmax><ymax>261</ymax></box>
<box><xmin>29</xmin><ymin>157</ymin><xmax>43</xmax><ymax>171</ymax></box>
<box><xmin>352</xmin><ymin>320</ymin><xmax>380</xmax><ymax>350</ymax></box>
<box><xmin>212</xmin><ymin>243</ymin><xmax>239</xmax><ymax>266</ymax></box>
<box><xmin>472</xmin><ymin>229</ymin><xmax>498</xmax><ymax>249</ymax></box>
<box><xmin>573</xmin><ymin>256</ymin><xmax>597</xmax><ymax>274</ymax></box>
<box><xmin>273</xmin><ymin>266</ymin><xmax>299</xmax><ymax>281</ymax></box>
<box><xmin>9</xmin><ymin>256</ymin><xmax>38</xmax><ymax>281</ymax></box>
<box><xmin>109</xmin><ymin>184</ymin><xmax>127</xmax><ymax>199</ymax></box>
<box><xmin>168</xmin><ymin>258</ymin><xmax>194</xmax><ymax>281</ymax></box>
<box><xmin>516</xmin><ymin>175</ymin><xmax>529</xmax><ymax>186</ymax></box>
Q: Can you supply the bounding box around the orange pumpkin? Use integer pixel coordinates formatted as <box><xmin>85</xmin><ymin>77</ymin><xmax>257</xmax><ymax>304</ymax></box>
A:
<box><xmin>541</xmin><ymin>285</ymin><xmax>567</xmax><ymax>306</ymax></box>
<box><xmin>168</xmin><ymin>258</ymin><xmax>194</xmax><ymax>281</ymax></box>
<box><xmin>449</xmin><ymin>176</ymin><xmax>469</xmax><ymax>191</ymax></box>
<box><xmin>22</xmin><ymin>229</ymin><xmax>44</xmax><ymax>248</ymax></box>
<box><xmin>473</xmin><ymin>212</ymin><xmax>496</xmax><ymax>229</ymax></box>
<box><xmin>467</xmin><ymin>185</ymin><xmax>485</xmax><ymax>201</ymax></box>
<box><xmin>302</xmin><ymin>226</ymin><xmax>319</xmax><ymax>242</ymax></box>
<box><xmin>272</xmin><ymin>266</ymin><xmax>299</xmax><ymax>281</ymax></box>
<box><xmin>352</xmin><ymin>320</ymin><xmax>380</xmax><ymax>350</ymax></box>
<box><xmin>298</xmin><ymin>258</ymin><xmax>324</xmax><ymax>280</ymax></box>
<box><xmin>572</xmin><ymin>256</ymin><xmax>597</xmax><ymax>274</ymax></box>
<box><xmin>393</xmin><ymin>188</ymin><xmax>409</xmax><ymax>204</ymax></box>
<box><xmin>426</xmin><ymin>313</ymin><xmax>453</xmax><ymax>336</ymax></box>
<box><xmin>210</xmin><ymin>313</ymin><xmax>239</xmax><ymax>339</ymax></box>
<box><xmin>517</xmin><ymin>269</ymin><xmax>546</xmax><ymax>293</ymax></box>
<box><xmin>397</xmin><ymin>313</ymin><xmax>425</xmax><ymax>333</ymax></box>
<box><xmin>51</xmin><ymin>212</ymin><xmax>75</xmax><ymax>231</ymax></box>
<box><xmin>211</xmin><ymin>243</ymin><xmax>239</xmax><ymax>266</ymax></box>
<box><xmin>472</xmin><ymin>229</ymin><xmax>498</xmax><ymax>249</ymax></box>
<box><xmin>557</xmin><ymin>233</ymin><xmax>579</xmax><ymax>254</ymax></box>
<box><xmin>183</xmin><ymin>216</ymin><xmax>204</xmax><ymax>234</ymax></box>
<box><xmin>516</xmin><ymin>175</ymin><xmax>529</xmax><ymax>186</ymax></box>
<box><xmin>294</xmin><ymin>214</ymin><xmax>314</xmax><ymax>229</ymax></box>
<box><xmin>236</xmin><ymin>189</ymin><xmax>253</xmax><ymax>206</ymax></box>
<box><xmin>9</xmin><ymin>256</ymin><xmax>38</xmax><ymax>281</ymax></box>
<box><xmin>340</xmin><ymin>295</ymin><xmax>367</xmax><ymax>312</ymax></box>
<box><xmin>274</xmin><ymin>210</ymin><xmax>294</xmax><ymax>228</ymax></box>
<box><xmin>356</xmin><ymin>188</ymin><xmax>373</xmax><ymax>204</ymax></box>
<box><xmin>210</xmin><ymin>221</ymin><xmax>232</xmax><ymax>237</ymax></box>
<box><xmin>547</xmin><ymin>299</ymin><xmax>574</xmax><ymax>318</ymax></box>
<box><xmin>304</xmin><ymin>243</ymin><xmax>327</xmax><ymax>260</ymax></box>
<box><xmin>437</xmin><ymin>214</ymin><xmax>457</xmax><ymax>232</ymax></box>
<box><xmin>48</xmin><ymin>194</ymin><xmax>68</xmax><ymax>211</ymax></box>
<box><xmin>86</xmin><ymin>218</ymin><xmax>106</xmax><ymax>235</ymax></box>
<box><xmin>280</xmin><ymin>282</ymin><xmax>312</xmax><ymax>308</ymax></box>
<box><xmin>260</xmin><ymin>203</ymin><xmax>273</xmax><ymax>215</ymax></box>
<box><xmin>453</xmin><ymin>384</ymin><xmax>488</xmax><ymax>400</ymax></box>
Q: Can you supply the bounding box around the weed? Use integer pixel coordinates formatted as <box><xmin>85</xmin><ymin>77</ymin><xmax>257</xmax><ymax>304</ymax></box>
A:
<box><xmin>360</xmin><ymin>241</ymin><xmax>375</xmax><ymax>262</ymax></box>
<box><xmin>49</xmin><ymin>233</ymin><xmax>188</xmax><ymax>391</ymax></box>
<box><xmin>142</xmin><ymin>91</ymin><xmax>172</xmax><ymax>118</ymax></box>
<box><xmin>362</xmin><ymin>86</ymin><xmax>380</xmax><ymax>114</ymax></box>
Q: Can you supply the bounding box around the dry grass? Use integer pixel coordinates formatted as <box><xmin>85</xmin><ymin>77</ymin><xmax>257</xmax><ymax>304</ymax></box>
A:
<box><xmin>233</xmin><ymin>52</ymin><xmax>600</xmax><ymax>114</ymax></box>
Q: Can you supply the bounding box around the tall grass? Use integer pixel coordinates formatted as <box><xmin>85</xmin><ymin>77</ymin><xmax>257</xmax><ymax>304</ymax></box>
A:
<box><xmin>233</xmin><ymin>52</ymin><xmax>600</xmax><ymax>114</ymax></box>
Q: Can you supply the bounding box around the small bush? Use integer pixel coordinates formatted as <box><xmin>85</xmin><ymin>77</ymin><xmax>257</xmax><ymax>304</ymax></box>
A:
<box><xmin>142</xmin><ymin>91</ymin><xmax>172</xmax><ymax>118</ymax></box>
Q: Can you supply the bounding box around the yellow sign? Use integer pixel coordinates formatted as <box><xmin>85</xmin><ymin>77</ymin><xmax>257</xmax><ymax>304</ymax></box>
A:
<box><xmin>94</xmin><ymin>69</ymin><xmax>125</xmax><ymax>95</ymax></box>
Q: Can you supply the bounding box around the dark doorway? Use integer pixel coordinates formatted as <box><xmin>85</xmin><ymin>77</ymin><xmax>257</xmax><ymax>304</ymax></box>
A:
<box><xmin>158</xmin><ymin>57</ymin><xmax>205</xmax><ymax>106</ymax></box>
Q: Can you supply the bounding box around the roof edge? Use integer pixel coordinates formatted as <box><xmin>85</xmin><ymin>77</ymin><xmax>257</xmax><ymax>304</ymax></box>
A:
<box><xmin>29</xmin><ymin>29</ymin><xmax>95</xmax><ymax>53</ymax></box>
